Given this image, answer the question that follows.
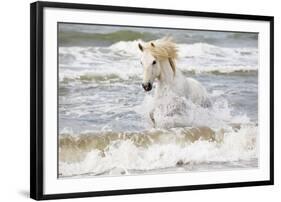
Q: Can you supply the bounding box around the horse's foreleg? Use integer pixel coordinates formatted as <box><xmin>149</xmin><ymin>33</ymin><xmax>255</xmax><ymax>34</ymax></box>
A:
<box><xmin>149</xmin><ymin>110</ymin><xmax>156</xmax><ymax>127</ymax></box>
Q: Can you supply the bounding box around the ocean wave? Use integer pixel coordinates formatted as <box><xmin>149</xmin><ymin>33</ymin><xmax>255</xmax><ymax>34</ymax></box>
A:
<box><xmin>58</xmin><ymin>31</ymin><xmax>258</xmax><ymax>178</ymax></box>
<box><xmin>58</xmin><ymin>24</ymin><xmax>258</xmax><ymax>48</ymax></box>
<box><xmin>59</xmin><ymin>68</ymin><xmax>142</xmax><ymax>84</ymax></box>
<box><xmin>58</xmin><ymin>40</ymin><xmax>258</xmax><ymax>177</ymax></box>
<box><xmin>59</xmin><ymin>41</ymin><xmax>258</xmax><ymax>83</ymax></box>
<box><xmin>59</xmin><ymin>30</ymin><xmax>154</xmax><ymax>46</ymax></box>
<box><xmin>59</xmin><ymin>68</ymin><xmax>257</xmax><ymax>85</ymax></box>
<box><xmin>59</xmin><ymin>125</ymin><xmax>257</xmax><ymax>177</ymax></box>
<box><xmin>59</xmin><ymin>82</ymin><xmax>257</xmax><ymax>177</ymax></box>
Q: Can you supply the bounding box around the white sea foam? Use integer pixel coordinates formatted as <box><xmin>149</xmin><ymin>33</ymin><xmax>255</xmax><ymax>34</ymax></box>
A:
<box><xmin>59</xmin><ymin>125</ymin><xmax>257</xmax><ymax>177</ymax></box>
<box><xmin>58</xmin><ymin>40</ymin><xmax>258</xmax><ymax>177</ymax></box>
<box><xmin>59</xmin><ymin>79</ymin><xmax>257</xmax><ymax>177</ymax></box>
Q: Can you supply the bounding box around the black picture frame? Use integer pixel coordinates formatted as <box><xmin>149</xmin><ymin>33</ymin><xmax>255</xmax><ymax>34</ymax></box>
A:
<box><xmin>30</xmin><ymin>1</ymin><xmax>274</xmax><ymax>200</ymax></box>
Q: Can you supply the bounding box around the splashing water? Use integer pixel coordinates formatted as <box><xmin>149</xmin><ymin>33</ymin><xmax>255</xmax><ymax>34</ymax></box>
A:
<box><xmin>58</xmin><ymin>26</ymin><xmax>258</xmax><ymax>178</ymax></box>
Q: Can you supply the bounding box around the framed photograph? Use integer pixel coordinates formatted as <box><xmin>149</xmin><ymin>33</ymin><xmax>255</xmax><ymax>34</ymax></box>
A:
<box><xmin>30</xmin><ymin>1</ymin><xmax>274</xmax><ymax>200</ymax></box>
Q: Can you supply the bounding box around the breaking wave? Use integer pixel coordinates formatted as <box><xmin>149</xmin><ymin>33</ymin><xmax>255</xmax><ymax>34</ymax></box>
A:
<box><xmin>58</xmin><ymin>38</ymin><xmax>259</xmax><ymax>178</ymax></box>
<box><xmin>59</xmin><ymin>83</ymin><xmax>258</xmax><ymax>177</ymax></box>
<box><xmin>59</xmin><ymin>41</ymin><xmax>258</xmax><ymax>84</ymax></box>
<box><xmin>59</xmin><ymin>125</ymin><xmax>257</xmax><ymax>177</ymax></box>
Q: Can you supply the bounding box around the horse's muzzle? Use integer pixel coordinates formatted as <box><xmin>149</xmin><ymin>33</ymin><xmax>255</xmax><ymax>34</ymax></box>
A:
<box><xmin>142</xmin><ymin>82</ymin><xmax>152</xmax><ymax>91</ymax></box>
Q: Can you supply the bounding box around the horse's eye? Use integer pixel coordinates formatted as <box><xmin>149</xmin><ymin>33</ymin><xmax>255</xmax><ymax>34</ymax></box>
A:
<box><xmin>140</xmin><ymin>61</ymin><xmax>143</xmax><ymax>65</ymax></box>
<box><xmin>152</xmin><ymin>60</ymin><xmax>156</xmax><ymax>65</ymax></box>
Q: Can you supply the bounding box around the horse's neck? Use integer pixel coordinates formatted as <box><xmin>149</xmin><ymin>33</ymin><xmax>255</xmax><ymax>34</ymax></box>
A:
<box><xmin>155</xmin><ymin>59</ymin><xmax>175</xmax><ymax>96</ymax></box>
<box><xmin>159</xmin><ymin>59</ymin><xmax>174</xmax><ymax>85</ymax></box>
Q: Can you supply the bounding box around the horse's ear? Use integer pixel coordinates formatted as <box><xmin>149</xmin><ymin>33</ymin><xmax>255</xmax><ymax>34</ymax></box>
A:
<box><xmin>138</xmin><ymin>43</ymin><xmax>143</xmax><ymax>52</ymax></box>
<box><xmin>150</xmin><ymin>42</ymin><xmax>155</xmax><ymax>47</ymax></box>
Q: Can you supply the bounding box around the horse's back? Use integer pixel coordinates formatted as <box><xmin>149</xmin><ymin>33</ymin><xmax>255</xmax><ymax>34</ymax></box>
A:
<box><xmin>184</xmin><ymin>77</ymin><xmax>211</xmax><ymax>107</ymax></box>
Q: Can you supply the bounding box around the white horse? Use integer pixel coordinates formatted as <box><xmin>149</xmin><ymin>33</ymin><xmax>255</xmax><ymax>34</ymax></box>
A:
<box><xmin>138</xmin><ymin>37</ymin><xmax>211</xmax><ymax>126</ymax></box>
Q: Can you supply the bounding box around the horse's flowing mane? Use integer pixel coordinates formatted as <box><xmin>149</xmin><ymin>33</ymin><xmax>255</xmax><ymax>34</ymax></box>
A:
<box><xmin>144</xmin><ymin>37</ymin><xmax>178</xmax><ymax>59</ymax></box>
<box><xmin>142</xmin><ymin>37</ymin><xmax>178</xmax><ymax>75</ymax></box>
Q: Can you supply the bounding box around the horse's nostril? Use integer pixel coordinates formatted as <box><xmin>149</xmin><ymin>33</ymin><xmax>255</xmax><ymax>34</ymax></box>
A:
<box><xmin>142</xmin><ymin>82</ymin><xmax>152</xmax><ymax>91</ymax></box>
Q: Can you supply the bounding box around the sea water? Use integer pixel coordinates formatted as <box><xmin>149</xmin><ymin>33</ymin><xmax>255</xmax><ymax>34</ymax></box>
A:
<box><xmin>58</xmin><ymin>24</ymin><xmax>258</xmax><ymax>178</ymax></box>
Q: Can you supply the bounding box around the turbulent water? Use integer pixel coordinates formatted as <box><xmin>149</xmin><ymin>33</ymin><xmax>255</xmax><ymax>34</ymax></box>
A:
<box><xmin>58</xmin><ymin>23</ymin><xmax>259</xmax><ymax>178</ymax></box>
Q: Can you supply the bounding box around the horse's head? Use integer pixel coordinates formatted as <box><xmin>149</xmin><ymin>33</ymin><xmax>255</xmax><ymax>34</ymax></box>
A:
<box><xmin>138</xmin><ymin>42</ymin><xmax>161</xmax><ymax>92</ymax></box>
